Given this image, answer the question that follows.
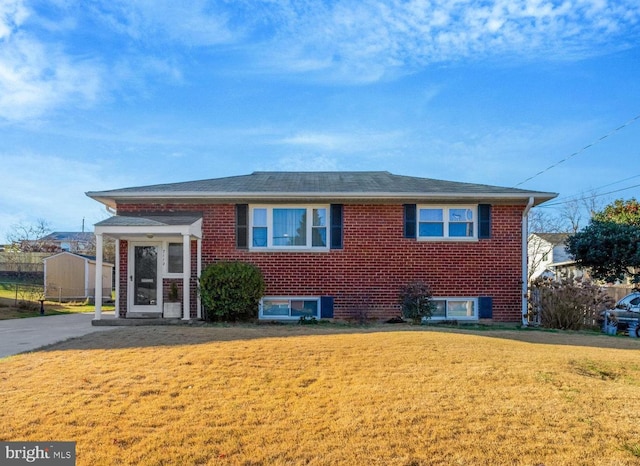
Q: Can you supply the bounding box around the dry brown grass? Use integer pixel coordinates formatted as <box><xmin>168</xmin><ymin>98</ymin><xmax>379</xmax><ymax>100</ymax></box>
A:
<box><xmin>2</xmin><ymin>325</ymin><xmax>640</xmax><ymax>465</ymax></box>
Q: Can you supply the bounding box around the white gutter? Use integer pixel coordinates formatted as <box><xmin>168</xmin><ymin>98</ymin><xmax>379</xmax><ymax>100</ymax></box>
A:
<box><xmin>87</xmin><ymin>190</ymin><xmax>556</xmax><ymax>201</ymax></box>
<box><xmin>521</xmin><ymin>196</ymin><xmax>535</xmax><ymax>326</ymax></box>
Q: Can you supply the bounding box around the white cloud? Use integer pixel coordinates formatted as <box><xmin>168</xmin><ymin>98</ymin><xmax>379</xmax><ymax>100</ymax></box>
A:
<box><xmin>277</xmin><ymin>130</ymin><xmax>407</xmax><ymax>153</ymax></box>
<box><xmin>0</xmin><ymin>1</ymin><xmax>103</xmax><ymax>121</ymax></box>
<box><xmin>2</xmin><ymin>0</ymin><xmax>638</xmax><ymax>119</ymax></box>
<box><xmin>88</xmin><ymin>0</ymin><xmax>238</xmax><ymax>46</ymax></box>
<box><xmin>0</xmin><ymin>152</ymin><xmax>129</xmax><ymax>242</ymax></box>
<box><xmin>0</xmin><ymin>33</ymin><xmax>102</xmax><ymax>121</ymax></box>
<box><xmin>249</xmin><ymin>0</ymin><xmax>640</xmax><ymax>83</ymax></box>
<box><xmin>0</xmin><ymin>0</ymin><xmax>28</xmax><ymax>39</ymax></box>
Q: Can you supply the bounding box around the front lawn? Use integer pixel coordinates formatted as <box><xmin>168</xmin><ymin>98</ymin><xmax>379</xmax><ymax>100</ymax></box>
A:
<box><xmin>0</xmin><ymin>297</ymin><xmax>113</xmax><ymax>319</ymax></box>
<box><xmin>1</xmin><ymin>326</ymin><xmax>640</xmax><ymax>465</ymax></box>
<box><xmin>0</xmin><ymin>281</ymin><xmax>113</xmax><ymax>319</ymax></box>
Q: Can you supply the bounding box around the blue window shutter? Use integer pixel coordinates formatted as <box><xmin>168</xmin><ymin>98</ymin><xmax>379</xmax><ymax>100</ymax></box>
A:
<box><xmin>478</xmin><ymin>296</ymin><xmax>493</xmax><ymax>319</ymax></box>
<box><xmin>236</xmin><ymin>204</ymin><xmax>248</xmax><ymax>249</ymax></box>
<box><xmin>320</xmin><ymin>296</ymin><xmax>334</xmax><ymax>318</ymax></box>
<box><xmin>478</xmin><ymin>204</ymin><xmax>491</xmax><ymax>239</ymax></box>
<box><xmin>330</xmin><ymin>204</ymin><xmax>343</xmax><ymax>249</ymax></box>
<box><xmin>404</xmin><ymin>204</ymin><xmax>416</xmax><ymax>238</ymax></box>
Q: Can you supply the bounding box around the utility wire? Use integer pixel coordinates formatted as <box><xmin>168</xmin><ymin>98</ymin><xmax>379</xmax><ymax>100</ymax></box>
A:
<box><xmin>544</xmin><ymin>173</ymin><xmax>640</xmax><ymax>205</ymax></box>
<box><xmin>513</xmin><ymin>113</ymin><xmax>640</xmax><ymax>188</ymax></box>
<box><xmin>541</xmin><ymin>182</ymin><xmax>640</xmax><ymax>208</ymax></box>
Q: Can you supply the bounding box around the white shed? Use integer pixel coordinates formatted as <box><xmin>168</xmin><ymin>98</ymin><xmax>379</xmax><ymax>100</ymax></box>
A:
<box><xmin>44</xmin><ymin>252</ymin><xmax>113</xmax><ymax>302</ymax></box>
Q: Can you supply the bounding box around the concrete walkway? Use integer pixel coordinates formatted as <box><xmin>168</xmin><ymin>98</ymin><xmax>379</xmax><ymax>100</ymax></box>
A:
<box><xmin>0</xmin><ymin>313</ymin><xmax>119</xmax><ymax>359</ymax></box>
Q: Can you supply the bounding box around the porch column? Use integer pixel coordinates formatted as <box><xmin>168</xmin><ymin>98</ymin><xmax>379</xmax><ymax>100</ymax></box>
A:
<box><xmin>94</xmin><ymin>233</ymin><xmax>103</xmax><ymax>320</ymax></box>
<box><xmin>196</xmin><ymin>238</ymin><xmax>202</xmax><ymax>319</ymax></box>
<box><xmin>114</xmin><ymin>239</ymin><xmax>119</xmax><ymax>318</ymax></box>
<box><xmin>182</xmin><ymin>234</ymin><xmax>191</xmax><ymax>320</ymax></box>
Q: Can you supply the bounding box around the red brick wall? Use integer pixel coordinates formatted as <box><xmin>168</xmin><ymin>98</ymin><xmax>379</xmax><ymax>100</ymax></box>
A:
<box><xmin>116</xmin><ymin>202</ymin><xmax>525</xmax><ymax>322</ymax></box>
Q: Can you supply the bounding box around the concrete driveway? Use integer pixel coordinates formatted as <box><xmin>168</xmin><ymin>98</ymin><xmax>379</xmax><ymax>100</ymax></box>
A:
<box><xmin>0</xmin><ymin>313</ymin><xmax>118</xmax><ymax>359</ymax></box>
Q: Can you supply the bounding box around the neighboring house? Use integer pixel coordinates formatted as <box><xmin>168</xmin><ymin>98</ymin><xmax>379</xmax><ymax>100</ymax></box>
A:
<box><xmin>86</xmin><ymin>171</ymin><xmax>556</xmax><ymax>323</ymax></box>
<box><xmin>38</xmin><ymin>232</ymin><xmax>94</xmax><ymax>253</ymax></box>
<box><xmin>528</xmin><ymin>233</ymin><xmax>583</xmax><ymax>282</ymax></box>
<box><xmin>44</xmin><ymin>252</ymin><xmax>114</xmax><ymax>302</ymax></box>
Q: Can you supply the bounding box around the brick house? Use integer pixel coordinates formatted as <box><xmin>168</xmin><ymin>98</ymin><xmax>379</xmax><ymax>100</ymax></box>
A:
<box><xmin>87</xmin><ymin>171</ymin><xmax>556</xmax><ymax>324</ymax></box>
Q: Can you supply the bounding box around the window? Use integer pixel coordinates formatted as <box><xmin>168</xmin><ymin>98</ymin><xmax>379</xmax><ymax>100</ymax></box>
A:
<box><xmin>418</xmin><ymin>206</ymin><xmax>476</xmax><ymax>239</ymax></box>
<box><xmin>260</xmin><ymin>297</ymin><xmax>320</xmax><ymax>319</ymax></box>
<box><xmin>167</xmin><ymin>243</ymin><xmax>183</xmax><ymax>274</ymax></box>
<box><xmin>251</xmin><ymin>206</ymin><xmax>328</xmax><ymax>249</ymax></box>
<box><xmin>431</xmin><ymin>298</ymin><xmax>477</xmax><ymax>320</ymax></box>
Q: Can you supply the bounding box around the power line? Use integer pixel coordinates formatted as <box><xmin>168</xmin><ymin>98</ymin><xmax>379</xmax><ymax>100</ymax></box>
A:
<box><xmin>544</xmin><ymin>173</ymin><xmax>640</xmax><ymax>205</ymax></box>
<box><xmin>513</xmin><ymin>113</ymin><xmax>640</xmax><ymax>188</ymax></box>
<box><xmin>541</xmin><ymin>182</ymin><xmax>640</xmax><ymax>208</ymax></box>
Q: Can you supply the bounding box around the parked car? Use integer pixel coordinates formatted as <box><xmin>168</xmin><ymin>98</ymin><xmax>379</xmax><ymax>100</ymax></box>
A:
<box><xmin>600</xmin><ymin>292</ymin><xmax>640</xmax><ymax>333</ymax></box>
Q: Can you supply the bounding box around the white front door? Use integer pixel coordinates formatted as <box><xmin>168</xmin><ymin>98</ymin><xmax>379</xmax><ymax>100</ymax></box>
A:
<box><xmin>129</xmin><ymin>242</ymin><xmax>162</xmax><ymax>315</ymax></box>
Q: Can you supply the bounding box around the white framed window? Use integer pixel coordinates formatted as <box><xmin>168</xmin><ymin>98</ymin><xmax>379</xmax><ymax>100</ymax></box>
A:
<box><xmin>431</xmin><ymin>298</ymin><xmax>478</xmax><ymax>320</ymax></box>
<box><xmin>162</xmin><ymin>241</ymin><xmax>183</xmax><ymax>276</ymax></box>
<box><xmin>167</xmin><ymin>243</ymin><xmax>183</xmax><ymax>274</ymax></box>
<box><xmin>418</xmin><ymin>205</ymin><xmax>476</xmax><ymax>240</ymax></box>
<box><xmin>250</xmin><ymin>205</ymin><xmax>329</xmax><ymax>250</ymax></box>
<box><xmin>260</xmin><ymin>297</ymin><xmax>320</xmax><ymax>320</ymax></box>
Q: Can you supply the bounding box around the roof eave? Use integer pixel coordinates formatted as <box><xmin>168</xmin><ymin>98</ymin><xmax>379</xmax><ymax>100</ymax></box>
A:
<box><xmin>88</xmin><ymin>191</ymin><xmax>557</xmax><ymax>206</ymax></box>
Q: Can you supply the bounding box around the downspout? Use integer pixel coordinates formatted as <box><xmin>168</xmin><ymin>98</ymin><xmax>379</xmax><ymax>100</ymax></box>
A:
<box><xmin>521</xmin><ymin>196</ymin><xmax>535</xmax><ymax>326</ymax></box>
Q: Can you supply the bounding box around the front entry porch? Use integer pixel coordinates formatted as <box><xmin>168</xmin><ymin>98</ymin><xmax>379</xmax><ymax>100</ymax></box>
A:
<box><xmin>93</xmin><ymin>214</ymin><xmax>203</xmax><ymax>321</ymax></box>
<box><xmin>91</xmin><ymin>314</ymin><xmax>207</xmax><ymax>326</ymax></box>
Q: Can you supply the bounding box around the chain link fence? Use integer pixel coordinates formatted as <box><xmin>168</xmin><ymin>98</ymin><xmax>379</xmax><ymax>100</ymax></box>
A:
<box><xmin>1</xmin><ymin>281</ymin><xmax>113</xmax><ymax>305</ymax></box>
<box><xmin>0</xmin><ymin>281</ymin><xmax>45</xmax><ymax>306</ymax></box>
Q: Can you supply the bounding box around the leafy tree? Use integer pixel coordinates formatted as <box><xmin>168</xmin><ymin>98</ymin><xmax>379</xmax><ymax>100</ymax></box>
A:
<box><xmin>593</xmin><ymin>198</ymin><xmax>640</xmax><ymax>226</ymax></box>
<box><xmin>566</xmin><ymin>198</ymin><xmax>640</xmax><ymax>284</ymax></box>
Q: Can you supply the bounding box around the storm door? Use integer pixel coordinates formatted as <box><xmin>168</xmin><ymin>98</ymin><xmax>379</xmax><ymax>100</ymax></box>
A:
<box><xmin>129</xmin><ymin>243</ymin><xmax>161</xmax><ymax>314</ymax></box>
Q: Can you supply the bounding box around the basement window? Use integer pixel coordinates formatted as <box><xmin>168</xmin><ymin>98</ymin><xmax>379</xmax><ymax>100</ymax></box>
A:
<box><xmin>260</xmin><ymin>297</ymin><xmax>320</xmax><ymax>320</ymax></box>
<box><xmin>431</xmin><ymin>298</ymin><xmax>478</xmax><ymax>320</ymax></box>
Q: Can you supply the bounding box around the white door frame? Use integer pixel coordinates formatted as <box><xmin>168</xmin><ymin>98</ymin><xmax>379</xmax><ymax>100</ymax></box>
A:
<box><xmin>128</xmin><ymin>241</ymin><xmax>162</xmax><ymax>315</ymax></box>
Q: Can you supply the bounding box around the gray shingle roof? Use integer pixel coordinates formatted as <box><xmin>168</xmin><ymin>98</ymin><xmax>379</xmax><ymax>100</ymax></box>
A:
<box><xmin>532</xmin><ymin>233</ymin><xmax>572</xmax><ymax>244</ymax></box>
<box><xmin>87</xmin><ymin>171</ymin><xmax>557</xmax><ymax>206</ymax></box>
<box><xmin>95</xmin><ymin>214</ymin><xmax>202</xmax><ymax>228</ymax></box>
<box><xmin>39</xmin><ymin>232</ymin><xmax>94</xmax><ymax>242</ymax></box>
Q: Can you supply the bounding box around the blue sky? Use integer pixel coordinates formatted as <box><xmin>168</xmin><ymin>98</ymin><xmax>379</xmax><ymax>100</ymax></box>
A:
<box><xmin>1</xmin><ymin>0</ymin><xmax>640</xmax><ymax>241</ymax></box>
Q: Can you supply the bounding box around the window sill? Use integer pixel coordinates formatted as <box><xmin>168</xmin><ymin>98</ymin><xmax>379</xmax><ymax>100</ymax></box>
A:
<box><xmin>430</xmin><ymin>317</ymin><xmax>479</xmax><ymax>321</ymax></box>
<box><xmin>417</xmin><ymin>237</ymin><xmax>478</xmax><ymax>242</ymax></box>
<box><xmin>249</xmin><ymin>247</ymin><xmax>331</xmax><ymax>253</ymax></box>
<box><xmin>259</xmin><ymin>316</ymin><xmax>321</xmax><ymax>321</ymax></box>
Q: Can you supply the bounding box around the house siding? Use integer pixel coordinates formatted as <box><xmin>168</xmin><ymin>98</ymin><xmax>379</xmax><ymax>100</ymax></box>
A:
<box><xmin>116</xmin><ymin>202</ymin><xmax>524</xmax><ymax>322</ymax></box>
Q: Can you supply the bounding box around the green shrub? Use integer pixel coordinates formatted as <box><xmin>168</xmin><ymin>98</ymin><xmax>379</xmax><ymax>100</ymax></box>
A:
<box><xmin>529</xmin><ymin>277</ymin><xmax>614</xmax><ymax>330</ymax></box>
<box><xmin>399</xmin><ymin>280</ymin><xmax>436</xmax><ymax>324</ymax></box>
<box><xmin>199</xmin><ymin>261</ymin><xmax>265</xmax><ymax>322</ymax></box>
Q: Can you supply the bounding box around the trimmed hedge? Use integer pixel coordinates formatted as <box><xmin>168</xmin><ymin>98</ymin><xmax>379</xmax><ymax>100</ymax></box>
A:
<box><xmin>199</xmin><ymin>261</ymin><xmax>265</xmax><ymax>322</ymax></box>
